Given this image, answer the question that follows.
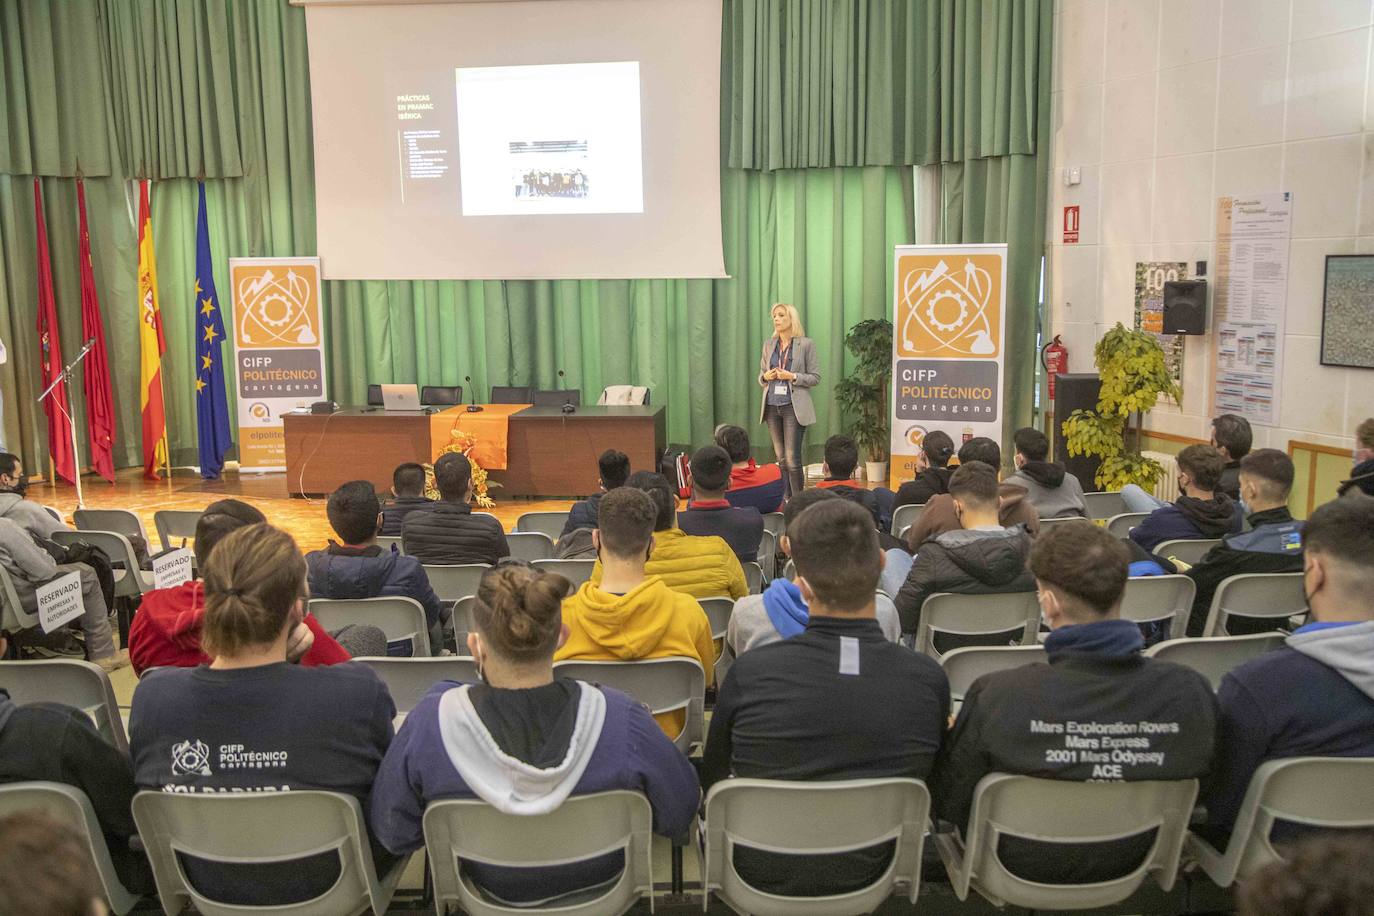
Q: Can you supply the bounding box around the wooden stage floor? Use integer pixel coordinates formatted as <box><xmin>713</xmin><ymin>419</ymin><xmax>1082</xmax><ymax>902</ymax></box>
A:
<box><xmin>31</xmin><ymin>467</ymin><xmax>578</xmax><ymax>551</ymax></box>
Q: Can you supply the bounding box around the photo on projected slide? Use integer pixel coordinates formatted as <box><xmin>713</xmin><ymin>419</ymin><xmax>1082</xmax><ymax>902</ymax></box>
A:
<box><xmin>456</xmin><ymin>62</ymin><xmax>643</xmax><ymax>216</ymax></box>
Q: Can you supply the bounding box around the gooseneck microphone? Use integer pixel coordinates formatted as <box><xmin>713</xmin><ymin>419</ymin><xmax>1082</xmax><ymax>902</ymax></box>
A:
<box><xmin>464</xmin><ymin>375</ymin><xmax>483</xmax><ymax>412</ymax></box>
<box><xmin>557</xmin><ymin>369</ymin><xmax>575</xmax><ymax>414</ymax></box>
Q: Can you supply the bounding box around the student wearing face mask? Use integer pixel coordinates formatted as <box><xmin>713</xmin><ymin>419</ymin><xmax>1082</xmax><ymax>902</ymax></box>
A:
<box><xmin>0</xmin><ymin>453</ymin><xmax>68</xmax><ymax>540</ymax></box>
<box><xmin>1125</xmin><ymin>445</ymin><xmax>1242</xmax><ymax>553</ymax></box>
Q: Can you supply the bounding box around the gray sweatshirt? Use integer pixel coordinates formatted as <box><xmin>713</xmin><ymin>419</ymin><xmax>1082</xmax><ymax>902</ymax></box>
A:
<box><xmin>0</xmin><ymin>516</ymin><xmax>59</xmax><ymax>609</ymax></box>
<box><xmin>727</xmin><ymin>592</ymin><xmax>902</xmax><ymax>656</ymax></box>
<box><xmin>1005</xmin><ymin>462</ymin><xmax>1088</xmax><ymax>519</ymax></box>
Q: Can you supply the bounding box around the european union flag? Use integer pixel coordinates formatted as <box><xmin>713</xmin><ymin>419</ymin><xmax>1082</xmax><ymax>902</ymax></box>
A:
<box><xmin>194</xmin><ymin>181</ymin><xmax>233</xmax><ymax>479</ymax></box>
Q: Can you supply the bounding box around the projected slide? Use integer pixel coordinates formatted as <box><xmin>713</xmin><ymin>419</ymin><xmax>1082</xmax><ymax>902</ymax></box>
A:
<box><xmin>455</xmin><ymin>62</ymin><xmax>644</xmax><ymax>216</ymax></box>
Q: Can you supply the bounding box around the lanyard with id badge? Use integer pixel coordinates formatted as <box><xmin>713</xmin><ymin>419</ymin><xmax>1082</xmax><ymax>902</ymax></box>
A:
<box><xmin>773</xmin><ymin>341</ymin><xmax>792</xmax><ymax>397</ymax></box>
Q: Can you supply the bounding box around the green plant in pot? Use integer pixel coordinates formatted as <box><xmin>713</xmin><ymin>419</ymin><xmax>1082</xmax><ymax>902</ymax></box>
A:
<box><xmin>1061</xmin><ymin>322</ymin><xmax>1183</xmax><ymax>491</ymax></box>
<box><xmin>834</xmin><ymin>318</ymin><xmax>894</xmax><ymax>483</ymax></box>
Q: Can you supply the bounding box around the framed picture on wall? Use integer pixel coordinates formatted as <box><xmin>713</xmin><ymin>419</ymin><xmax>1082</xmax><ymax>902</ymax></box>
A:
<box><xmin>1320</xmin><ymin>254</ymin><xmax>1374</xmax><ymax>370</ymax></box>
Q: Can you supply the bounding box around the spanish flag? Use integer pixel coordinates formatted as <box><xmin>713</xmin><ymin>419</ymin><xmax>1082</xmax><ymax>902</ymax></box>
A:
<box><xmin>137</xmin><ymin>180</ymin><xmax>168</xmax><ymax>479</ymax></box>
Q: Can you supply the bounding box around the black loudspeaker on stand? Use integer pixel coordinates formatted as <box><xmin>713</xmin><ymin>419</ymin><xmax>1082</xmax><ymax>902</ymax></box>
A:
<box><xmin>1162</xmin><ymin>279</ymin><xmax>1208</xmax><ymax>335</ymax></box>
<box><xmin>1052</xmin><ymin>373</ymin><xmax>1102</xmax><ymax>493</ymax></box>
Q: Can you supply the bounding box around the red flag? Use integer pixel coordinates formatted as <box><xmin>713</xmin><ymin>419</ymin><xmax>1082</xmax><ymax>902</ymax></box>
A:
<box><xmin>77</xmin><ymin>178</ymin><xmax>116</xmax><ymax>482</ymax></box>
<box><xmin>34</xmin><ymin>179</ymin><xmax>76</xmax><ymax>485</ymax></box>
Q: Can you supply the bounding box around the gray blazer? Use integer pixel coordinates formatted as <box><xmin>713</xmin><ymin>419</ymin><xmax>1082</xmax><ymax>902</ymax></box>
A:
<box><xmin>758</xmin><ymin>335</ymin><xmax>821</xmax><ymax>427</ymax></box>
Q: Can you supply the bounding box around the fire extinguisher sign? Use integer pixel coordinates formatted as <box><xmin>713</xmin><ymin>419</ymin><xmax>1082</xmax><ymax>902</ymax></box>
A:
<box><xmin>1063</xmin><ymin>206</ymin><xmax>1080</xmax><ymax>244</ymax></box>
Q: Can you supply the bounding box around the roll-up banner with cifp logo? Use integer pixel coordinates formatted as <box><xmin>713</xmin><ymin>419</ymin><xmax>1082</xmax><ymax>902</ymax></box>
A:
<box><xmin>888</xmin><ymin>244</ymin><xmax>1007</xmax><ymax>489</ymax></box>
<box><xmin>228</xmin><ymin>257</ymin><xmax>327</xmax><ymax>472</ymax></box>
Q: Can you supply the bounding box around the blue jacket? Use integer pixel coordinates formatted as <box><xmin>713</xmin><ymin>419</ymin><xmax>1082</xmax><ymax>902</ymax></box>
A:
<box><xmin>560</xmin><ymin>493</ymin><xmax>603</xmax><ymax>537</ymax></box>
<box><xmin>1184</xmin><ymin>507</ymin><xmax>1304</xmax><ymax>636</ymax></box>
<box><xmin>305</xmin><ymin>544</ymin><xmax>445</xmax><ymax>629</ymax></box>
<box><xmin>1129</xmin><ymin>495</ymin><xmax>1242</xmax><ymax>553</ymax></box>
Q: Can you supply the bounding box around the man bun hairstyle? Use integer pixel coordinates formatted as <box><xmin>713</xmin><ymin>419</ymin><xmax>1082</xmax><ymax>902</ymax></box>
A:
<box><xmin>598</xmin><ymin>449</ymin><xmax>631</xmax><ymax>490</ymax></box>
<box><xmin>194</xmin><ymin>498</ymin><xmax>267</xmax><ymax>570</ymax></box>
<box><xmin>627</xmin><ymin>470</ymin><xmax>677</xmax><ymax>531</ymax></box>
<box><xmin>201</xmin><ymin>523</ymin><xmax>306</xmax><ymax>658</ymax></box>
<box><xmin>433</xmin><ymin>452</ymin><xmax>473</xmax><ymax>502</ymax></box>
<box><xmin>690</xmin><ymin>446</ymin><xmax>732</xmax><ymax>494</ymax></box>
<box><xmin>1177</xmin><ymin>444</ymin><xmax>1226</xmax><ymax>493</ymax></box>
<box><xmin>392</xmin><ymin>462</ymin><xmax>426</xmax><ymax>498</ymax></box>
<box><xmin>1211</xmin><ymin>414</ymin><xmax>1253</xmax><ymax>461</ymax></box>
<box><xmin>921</xmin><ymin>430</ymin><xmax>955</xmax><ymax>468</ymax></box>
<box><xmin>1013</xmin><ymin>427</ymin><xmax>1050</xmax><ymax>463</ymax></box>
<box><xmin>473</xmin><ymin>565</ymin><xmax>568</xmax><ymax>663</ymax></box>
<box><xmin>714</xmin><ymin>424</ymin><xmax>752</xmax><ymax>463</ymax></box>
<box><xmin>1030</xmin><ymin>520</ymin><xmax>1130</xmax><ymax>617</ymax></box>
<box><xmin>958</xmin><ymin>436</ymin><xmax>1002</xmax><ymax>471</ymax></box>
<box><xmin>596</xmin><ymin>486</ymin><xmax>658</xmax><ymax>558</ymax></box>
<box><xmin>1238</xmin><ymin>448</ymin><xmax>1294</xmax><ymax>502</ymax></box>
<box><xmin>327</xmin><ymin>480</ymin><xmax>382</xmax><ymax>545</ymax></box>
<box><xmin>949</xmin><ymin>460</ymin><xmax>999</xmax><ymax>508</ymax></box>
<box><xmin>824</xmin><ymin>435</ymin><xmax>859</xmax><ymax>479</ymax></box>
<box><xmin>788</xmin><ymin>499</ymin><xmax>881</xmax><ymax>612</ymax></box>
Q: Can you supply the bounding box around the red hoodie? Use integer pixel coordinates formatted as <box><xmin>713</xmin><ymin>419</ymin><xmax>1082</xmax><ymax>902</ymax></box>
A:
<box><xmin>128</xmin><ymin>581</ymin><xmax>350</xmax><ymax>676</ymax></box>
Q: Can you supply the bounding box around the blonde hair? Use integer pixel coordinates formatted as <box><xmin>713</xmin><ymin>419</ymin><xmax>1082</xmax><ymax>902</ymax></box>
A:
<box><xmin>770</xmin><ymin>302</ymin><xmax>804</xmax><ymax>338</ymax></box>
<box><xmin>201</xmin><ymin>523</ymin><xmax>307</xmax><ymax>658</ymax></box>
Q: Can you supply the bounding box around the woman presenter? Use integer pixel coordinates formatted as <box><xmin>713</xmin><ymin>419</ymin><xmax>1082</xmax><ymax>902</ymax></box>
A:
<box><xmin>758</xmin><ymin>302</ymin><xmax>820</xmax><ymax>500</ymax></box>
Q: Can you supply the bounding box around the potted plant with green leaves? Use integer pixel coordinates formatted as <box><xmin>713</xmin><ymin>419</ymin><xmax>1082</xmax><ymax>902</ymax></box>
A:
<box><xmin>1061</xmin><ymin>322</ymin><xmax>1183</xmax><ymax>491</ymax></box>
<box><xmin>834</xmin><ymin>318</ymin><xmax>894</xmax><ymax>484</ymax></box>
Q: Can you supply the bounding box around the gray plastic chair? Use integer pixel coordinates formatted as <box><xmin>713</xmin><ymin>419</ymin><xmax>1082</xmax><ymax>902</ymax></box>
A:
<box><xmin>0</xmin><ymin>658</ymin><xmax>128</xmax><ymax>753</ymax></box>
<box><xmin>891</xmin><ymin>503</ymin><xmax>925</xmax><ymax>537</ymax></box>
<box><xmin>50</xmin><ymin>529</ymin><xmax>153</xmax><ymax>598</ymax></box>
<box><xmin>1120</xmin><ymin>574</ymin><xmax>1195</xmax><ymax>640</ymax></box>
<box><xmin>152</xmin><ymin>509</ymin><xmax>202</xmax><ymax>552</ymax></box>
<box><xmin>1152</xmin><ymin>538</ymin><xmax>1223</xmax><ymax>567</ymax></box>
<box><xmin>933</xmin><ymin>774</ymin><xmax>1198</xmax><ymax>909</ymax></box>
<box><xmin>515</xmin><ymin>511</ymin><xmax>570</xmax><ymax>541</ymax></box>
<box><xmin>353</xmin><ymin>657</ymin><xmax>479</xmax><ymax>717</ymax></box>
<box><xmin>376</xmin><ymin>535</ymin><xmax>403</xmax><ymax>554</ymax></box>
<box><xmin>939</xmin><ymin>645</ymin><xmax>1047</xmax><ymax>703</ymax></box>
<box><xmin>913</xmin><ymin>592</ymin><xmax>1041</xmax><ymax>660</ymax></box>
<box><xmin>761</xmin><ymin>512</ymin><xmax>785</xmax><ymax>539</ymax></box>
<box><xmin>1083</xmin><ymin>491</ymin><xmax>1128</xmax><ymax>520</ymax></box>
<box><xmin>743</xmin><ymin>562</ymin><xmax>764</xmax><ymax>595</ymax></box>
<box><xmin>698</xmin><ymin>597</ymin><xmax>733</xmax><ymax>643</ymax></box>
<box><xmin>532</xmin><ymin>558</ymin><xmax>595</xmax><ymax>590</ymax></box>
<box><xmin>41</xmin><ymin>504</ymin><xmax>64</xmax><ymax>524</ymax></box>
<box><xmin>1144</xmin><ymin>632</ymin><xmax>1287</xmax><ymax>689</ymax></box>
<box><xmin>0</xmin><ymin>782</ymin><xmax>142</xmax><ymax>914</ymax></box>
<box><xmin>422</xmin><ymin>563</ymin><xmax>491</xmax><ymax>604</ymax></box>
<box><xmin>703</xmin><ymin>777</ymin><xmax>930</xmax><ymax>915</ymax></box>
<box><xmin>74</xmin><ymin>508</ymin><xmax>146</xmax><ymax>542</ymax></box>
<box><xmin>0</xmin><ymin>564</ymin><xmax>37</xmax><ymax>631</ymax></box>
<box><xmin>308</xmin><ymin>596</ymin><xmax>431</xmax><ymax>657</ymax></box>
<box><xmin>1186</xmin><ymin>757</ymin><xmax>1374</xmax><ymax>887</ymax></box>
<box><xmin>1202</xmin><ymin>572</ymin><xmax>1308</xmax><ymax>637</ymax></box>
<box><xmin>782</xmin><ymin>558</ymin><xmax>796</xmax><ymax>581</ymax></box>
<box><xmin>756</xmin><ymin>528</ymin><xmax>777</xmax><ymax>579</ymax></box>
<box><xmin>553</xmin><ymin>657</ymin><xmax>705</xmax><ymax>754</ymax></box>
<box><xmin>132</xmin><ymin>790</ymin><xmax>409</xmax><ymax>916</ymax></box>
<box><xmin>1106</xmin><ymin>511</ymin><xmax>1151</xmax><ymax>538</ymax></box>
<box><xmin>507</xmin><ymin>531</ymin><xmax>555</xmax><ymax>562</ymax></box>
<box><xmin>1036</xmin><ymin>517</ymin><xmax>1079</xmax><ymax>534</ymax></box>
<box><xmin>423</xmin><ymin>791</ymin><xmax>654</xmax><ymax>916</ymax></box>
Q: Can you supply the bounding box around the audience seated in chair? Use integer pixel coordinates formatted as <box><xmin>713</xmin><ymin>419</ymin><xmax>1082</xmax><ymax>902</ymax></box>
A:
<box><xmin>931</xmin><ymin>521</ymin><xmax>1216</xmax><ymax>885</ymax></box>
<box><xmin>590</xmin><ymin>471</ymin><xmax>747</xmax><ymax>601</ymax></box>
<box><xmin>677</xmin><ymin>445</ymin><xmax>763</xmax><ymax>565</ymax></box>
<box><xmin>0</xmin><ymin>630</ymin><xmax>155</xmax><ymax>897</ymax></box>
<box><xmin>0</xmin><ymin>809</ymin><xmax>119</xmax><ymax>915</ymax></box>
<box><xmin>401</xmin><ymin>453</ymin><xmax>509</xmax><ymax>566</ymax></box>
<box><xmin>558</xmin><ymin>487</ymin><xmax>715</xmax><ymax>738</ymax></box>
<box><xmin>128</xmin><ymin>499</ymin><xmax>356</xmax><ymax>676</ymax></box>
<box><xmin>892</xmin><ymin>462</ymin><xmax>1036</xmax><ymax>644</ymax></box>
<box><xmin>1236</xmin><ymin>831</ymin><xmax>1374</xmax><ymax>916</ymax></box>
<box><xmin>892</xmin><ymin>429</ymin><xmax>956</xmax><ymax>510</ymax></box>
<box><xmin>379</xmin><ymin>462</ymin><xmax>433</xmax><ymax>537</ymax></box>
<box><xmin>369</xmin><ymin>565</ymin><xmax>699</xmax><ymax>906</ymax></box>
<box><xmin>129</xmin><ymin>524</ymin><xmax>397</xmax><ymax>907</ymax></box>
<box><xmin>1124</xmin><ymin>444</ymin><xmax>1243</xmax><ymax>553</ymax></box>
<box><xmin>0</xmin><ymin>452</ymin><xmax>70</xmax><ymax>540</ymax></box>
<box><xmin>814</xmin><ymin>435</ymin><xmax>882</xmax><ymax>528</ymax></box>
<box><xmin>1210</xmin><ymin>414</ymin><xmax>1253</xmax><ymax>502</ymax></box>
<box><xmin>701</xmin><ymin>498</ymin><xmax>948</xmax><ymax>898</ymax></box>
<box><xmin>1195</xmin><ymin>495</ymin><xmax>1374</xmax><ymax>848</ymax></box>
<box><xmin>905</xmin><ymin>437</ymin><xmax>1040</xmax><ymax>549</ymax></box>
<box><xmin>1184</xmin><ymin>449</ymin><xmax>1305</xmax><ymax>636</ymax></box>
<box><xmin>1005</xmin><ymin>427</ymin><xmax>1087</xmax><ymax>519</ymax></box>
<box><xmin>560</xmin><ymin>449</ymin><xmax>630</xmax><ymax>538</ymax></box>
<box><xmin>714</xmin><ymin>424</ymin><xmax>784</xmax><ymax>515</ymax></box>
<box><xmin>1338</xmin><ymin>417</ymin><xmax>1374</xmax><ymax>498</ymax></box>
<box><xmin>306</xmin><ymin>480</ymin><xmax>447</xmax><ymax>651</ymax></box>
<box><xmin>727</xmin><ymin>489</ymin><xmax>901</xmax><ymax>656</ymax></box>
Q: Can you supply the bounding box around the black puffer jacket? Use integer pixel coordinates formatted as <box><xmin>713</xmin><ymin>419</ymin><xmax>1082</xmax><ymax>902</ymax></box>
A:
<box><xmin>401</xmin><ymin>501</ymin><xmax>509</xmax><ymax>566</ymax></box>
<box><xmin>894</xmin><ymin>467</ymin><xmax>952</xmax><ymax>509</ymax></box>
<box><xmin>894</xmin><ymin>527</ymin><xmax>1035</xmax><ymax>634</ymax></box>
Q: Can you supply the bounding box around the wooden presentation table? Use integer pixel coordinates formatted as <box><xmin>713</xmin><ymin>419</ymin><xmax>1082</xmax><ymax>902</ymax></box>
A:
<box><xmin>282</xmin><ymin>405</ymin><xmax>665</xmax><ymax>498</ymax></box>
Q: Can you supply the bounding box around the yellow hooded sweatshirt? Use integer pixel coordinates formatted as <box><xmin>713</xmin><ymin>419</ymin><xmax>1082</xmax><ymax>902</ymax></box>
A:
<box><xmin>556</xmin><ymin>575</ymin><xmax>715</xmax><ymax>739</ymax></box>
<box><xmin>590</xmin><ymin>528</ymin><xmax>748</xmax><ymax>601</ymax></box>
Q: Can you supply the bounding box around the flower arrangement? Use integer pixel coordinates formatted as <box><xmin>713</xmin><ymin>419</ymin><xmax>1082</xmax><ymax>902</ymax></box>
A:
<box><xmin>424</xmin><ymin>429</ymin><xmax>499</xmax><ymax>508</ymax></box>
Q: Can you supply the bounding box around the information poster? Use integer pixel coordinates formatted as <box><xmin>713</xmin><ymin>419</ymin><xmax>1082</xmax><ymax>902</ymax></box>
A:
<box><xmin>888</xmin><ymin>244</ymin><xmax>1008</xmax><ymax>489</ymax></box>
<box><xmin>228</xmin><ymin>258</ymin><xmax>327</xmax><ymax>472</ymax></box>
<box><xmin>1134</xmin><ymin>261</ymin><xmax>1188</xmax><ymax>402</ymax></box>
<box><xmin>1210</xmin><ymin>193</ymin><xmax>1292</xmax><ymax>425</ymax></box>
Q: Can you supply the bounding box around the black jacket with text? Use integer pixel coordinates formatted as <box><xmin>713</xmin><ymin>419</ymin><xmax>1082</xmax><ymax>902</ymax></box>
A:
<box><xmin>401</xmin><ymin>500</ymin><xmax>510</xmax><ymax>567</ymax></box>
<box><xmin>1184</xmin><ymin>507</ymin><xmax>1304</xmax><ymax>637</ymax></box>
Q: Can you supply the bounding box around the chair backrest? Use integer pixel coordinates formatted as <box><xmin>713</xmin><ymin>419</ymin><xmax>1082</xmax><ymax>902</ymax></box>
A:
<box><xmin>41</xmin><ymin>504</ymin><xmax>64</xmax><ymax>523</ymax></box>
<box><xmin>489</xmin><ymin>385</ymin><xmax>532</xmax><ymax>404</ymax></box>
<box><xmin>419</xmin><ymin>385</ymin><xmax>463</xmax><ymax>406</ymax></box>
<box><xmin>1189</xmin><ymin>757</ymin><xmax>1374</xmax><ymax>886</ymax></box>
<box><xmin>914</xmin><ymin>592</ymin><xmax>1041</xmax><ymax>659</ymax></box>
<box><xmin>531</xmin><ymin>388</ymin><xmax>581</xmax><ymax>408</ymax></box>
<box><xmin>1106</xmin><ymin>511</ymin><xmax>1151</xmax><ymax>538</ymax></box>
<box><xmin>376</xmin><ymin>534</ymin><xmax>404</xmax><ymax>554</ymax></box>
<box><xmin>0</xmin><ymin>658</ymin><xmax>128</xmax><ymax>753</ymax></box>
<box><xmin>132</xmin><ymin>790</ymin><xmax>404</xmax><ymax>916</ymax></box>
<box><xmin>1083</xmin><ymin>491</ymin><xmax>1128</xmax><ymax>520</ymax></box>
<box><xmin>596</xmin><ymin>385</ymin><xmax>650</xmax><ymax>405</ymax></box>
<box><xmin>308</xmin><ymin>596</ymin><xmax>431</xmax><ymax>657</ymax></box>
<box><xmin>698</xmin><ymin>597</ymin><xmax>734</xmax><ymax>642</ymax></box>
<box><xmin>1153</xmin><ymin>538</ymin><xmax>1223</xmax><ymax>566</ymax></box>
<box><xmin>756</xmin><ymin>528</ymin><xmax>776</xmax><ymax>578</ymax></box>
<box><xmin>51</xmin><ymin>530</ymin><xmax>146</xmax><ymax>597</ymax></box>
<box><xmin>451</xmin><ymin>595</ymin><xmax>476</xmax><ymax>641</ymax></box>
<box><xmin>366</xmin><ymin>383</ymin><xmax>384</xmax><ymax>406</ymax></box>
<box><xmin>1036</xmin><ymin>517</ymin><xmax>1078</xmax><ymax>534</ymax></box>
<box><xmin>515</xmin><ymin>510</ymin><xmax>570</xmax><ymax>541</ymax></box>
<box><xmin>153</xmin><ymin>509</ymin><xmax>202</xmax><ymax>552</ymax></box>
<box><xmin>941</xmin><ymin>774</ymin><xmax>1198</xmax><ymax>909</ymax></box>
<box><xmin>423</xmin><ymin>791</ymin><xmax>654</xmax><ymax>916</ymax></box>
<box><xmin>703</xmin><ymin>778</ymin><xmax>929</xmax><ymax>915</ymax></box>
<box><xmin>1144</xmin><ymin>632</ymin><xmax>1287</xmax><ymax>689</ymax></box>
<box><xmin>0</xmin><ymin>563</ymin><xmax>37</xmax><ymax>631</ymax></box>
<box><xmin>73</xmin><ymin>508</ymin><xmax>145</xmax><ymax>541</ymax></box>
<box><xmin>0</xmin><ymin>782</ymin><xmax>141</xmax><ymax>914</ymax></box>
<box><xmin>939</xmin><ymin>645</ymin><xmax>1047</xmax><ymax>702</ymax></box>
<box><xmin>532</xmin><ymin>558</ymin><xmax>595</xmax><ymax>590</ymax></box>
<box><xmin>1203</xmin><ymin>572</ymin><xmax>1308</xmax><ymax>637</ymax></box>
<box><xmin>891</xmin><ymin>502</ymin><xmax>925</xmax><ymax>536</ymax></box>
<box><xmin>421</xmin><ymin>563</ymin><xmax>491</xmax><ymax>604</ymax></box>
<box><xmin>553</xmin><ymin>657</ymin><xmax>704</xmax><ymax>754</ymax></box>
<box><xmin>1120</xmin><ymin>575</ymin><xmax>1196</xmax><ymax>640</ymax></box>
<box><xmin>760</xmin><ymin>512</ymin><xmax>785</xmax><ymax>538</ymax></box>
<box><xmin>506</xmin><ymin>531</ymin><xmax>555</xmax><ymax>562</ymax></box>
<box><xmin>743</xmin><ymin>562</ymin><xmax>764</xmax><ymax>595</ymax></box>
<box><xmin>353</xmin><ymin>657</ymin><xmax>479</xmax><ymax>714</ymax></box>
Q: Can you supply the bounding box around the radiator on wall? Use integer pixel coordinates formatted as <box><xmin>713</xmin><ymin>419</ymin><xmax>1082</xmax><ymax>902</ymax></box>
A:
<box><xmin>1144</xmin><ymin>450</ymin><xmax>1180</xmax><ymax>502</ymax></box>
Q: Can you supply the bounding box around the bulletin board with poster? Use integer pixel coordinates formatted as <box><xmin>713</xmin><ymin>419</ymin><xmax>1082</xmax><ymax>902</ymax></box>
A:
<box><xmin>1134</xmin><ymin>261</ymin><xmax>1187</xmax><ymax>404</ymax></box>
<box><xmin>888</xmin><ymin>244</ymin><xmax>1007</xmax><ymax>489</ymax></box>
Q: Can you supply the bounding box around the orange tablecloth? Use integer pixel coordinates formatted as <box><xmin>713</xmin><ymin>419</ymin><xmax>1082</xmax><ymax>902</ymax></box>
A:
<box><xmin>429</xmin><ymin>404</ymin><xmax>531</xmax><ymax>470</ymax></box>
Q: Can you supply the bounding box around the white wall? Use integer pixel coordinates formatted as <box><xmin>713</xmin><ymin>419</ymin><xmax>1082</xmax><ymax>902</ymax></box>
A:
<box><xmin>1047</xmin><ymin>0</ymin><xmax>1374</xmax><ymax>451</ymax></box>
